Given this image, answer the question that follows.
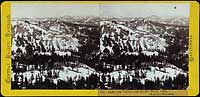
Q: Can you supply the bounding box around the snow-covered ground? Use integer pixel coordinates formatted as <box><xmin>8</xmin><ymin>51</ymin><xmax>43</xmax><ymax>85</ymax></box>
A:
<box><xmin>12</xmin><ymin>63</ymin><xmax>187</xmax><ymax>86</ymax></box>
<box><xmin>109</xmin><ymin>64</ymin><xmax>187</xmax><ymax>84</ymax></box>
<box><xmin>12</xmin><ymin>63</ymin><xmax>97</xmax><ymax>85</ymax></box>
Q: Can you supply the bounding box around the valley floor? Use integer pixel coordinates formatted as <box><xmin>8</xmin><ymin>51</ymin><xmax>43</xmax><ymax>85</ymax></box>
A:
<box><xmin>11</xmin><ymin>62</ymin><xmax>188</xmax><ymax>90</ymax></box>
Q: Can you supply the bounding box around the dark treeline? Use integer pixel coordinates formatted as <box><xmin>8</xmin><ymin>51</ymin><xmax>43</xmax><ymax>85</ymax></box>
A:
<box><xmin>12</xmin><ymin>72</ymin><xmax>188</xmax><ymax>90</ymax></box>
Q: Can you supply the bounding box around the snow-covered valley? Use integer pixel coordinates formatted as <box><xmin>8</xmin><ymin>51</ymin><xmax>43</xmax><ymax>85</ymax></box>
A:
<box><xmin>11</xmin><ymin>17</ymin><xmax>189</xmax><ymax>89</ymax></box>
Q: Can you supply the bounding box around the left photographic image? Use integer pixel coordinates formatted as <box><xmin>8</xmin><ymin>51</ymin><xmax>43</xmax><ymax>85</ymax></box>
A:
<box><xmin>11</xmin><ymin>3</ymin><xmax>101</xmax><ymax>89</ymax></box>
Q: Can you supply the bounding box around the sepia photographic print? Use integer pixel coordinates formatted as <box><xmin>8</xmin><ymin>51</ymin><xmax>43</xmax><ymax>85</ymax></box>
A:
<box><xmin>11</xmin><ymin>3</ymin><xmax>190</xmax><ymax>90</ymax></box>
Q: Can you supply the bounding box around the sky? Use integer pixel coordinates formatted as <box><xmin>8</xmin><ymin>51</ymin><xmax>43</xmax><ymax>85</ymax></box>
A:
<box><xmin>100</xmin><ymin>3</ymin><xmax>190</xmax><ymax>18</ymax></box>
<box><xmin>11</xmin><ymin>4</ymin><xmax>100</xmax><ymax>18</ymax></box>
<box><xmin>11</xmin><ymin>3</ymin><xmax>190</xmax><ymax>18</ymax></box>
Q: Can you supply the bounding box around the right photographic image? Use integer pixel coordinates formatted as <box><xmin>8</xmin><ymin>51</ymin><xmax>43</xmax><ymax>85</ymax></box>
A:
<box><xmin>99</xmin><ymin>3</ymin><xmax>189</xmax><ymax>90</ymax></box>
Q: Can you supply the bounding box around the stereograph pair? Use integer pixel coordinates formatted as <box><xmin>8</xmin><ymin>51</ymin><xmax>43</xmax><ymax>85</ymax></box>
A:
<box><xmin>0</xmin><ymin>1</ymin><xmax>199</xmax><ymax>96</ymax></box>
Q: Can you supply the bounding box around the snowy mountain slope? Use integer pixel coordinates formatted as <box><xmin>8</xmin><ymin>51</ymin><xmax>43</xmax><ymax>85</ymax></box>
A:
<box><xmin>100</xmin><ymin>20</ymin><xmax>168</xmax><ymax>56</ymax></box>
<box><xmin>12</xmin><ymin>20</ymin><xmax>81</xmax><ymax>56</ymax></box>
